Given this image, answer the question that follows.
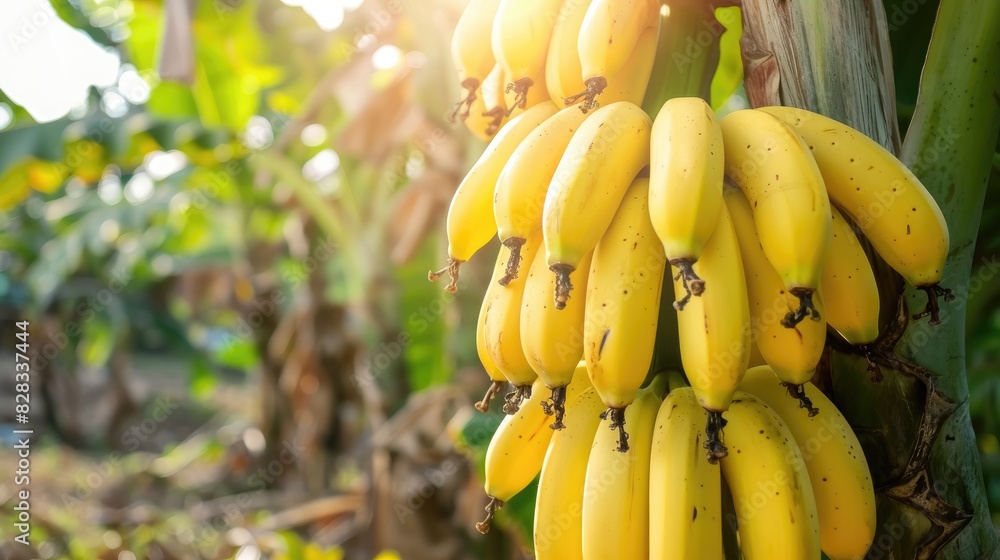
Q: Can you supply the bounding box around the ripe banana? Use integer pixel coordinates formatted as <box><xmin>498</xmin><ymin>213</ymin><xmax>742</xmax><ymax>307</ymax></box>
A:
<box><xmin>724</xmin><ymin>184</ymin><xmax>826</xmax><ymax>417</ymax></box>
<box><xmin>478</xmin><ymin>366</ymin><xmax>591</xmax><ymax>533</ymax></box>
<box><xmin>548</xmin><ymin>0</ymin><xmax>658</xmax><ymax>111</ymax></box>
<box><xmin>483</xmin><ymin>232</ymin><xmax>542</xmax><ymax>413</ymax></box>
<box><xmin>572</xmin><ymin>0</ymin><xmax>661</xmax><ymax>111</ymax></box>
<box><xmin>581</xmin><ymin>380</ymin><xmax>662</xmax><ymax>560</ymax></box>
<box><xmin>761</xmin><ymin>105</ymin><xmax>952</xmax><ymax>324</ymax></box>
<box><xmin>583</xmin><ymin>178</ymin><xmax>665</xmax><ymax>451</ymax></box>
<box><xmin>534</xmin><ymin>386</ymin><xmax>604</xmax><ymax>559</ymax></box>
<box><xmin>495</xmin><ymin>106</ymin><xmax>590</xmax><ymax>283</ymax></box>
<box><xmin>543</xmin><ymin>101</ymin><xmax>652</xmax><ymax>308</ymax></box>
<box><xmin>674</xmin><ymin>202</ymin><xmax>750</xmax><ymax>461</ymax></box>
<box><xmin>475</xmin><ymin>244</ymin><xmax>514</xmax><ymax>412</ymax></box>
<box><xmin>649</xmin><ymin>97</ymin><xmax>724</xmax><ymax>308</ymax></box>
<box><xmin>740</xmin><ymin>366</ymin><xmax>876</xmax><ymax>560</ymax></box>
<box><xmin>450</xmin><ymin>0</ymin><xmax>503</xmax><ymax>121</ymax></box>
<box><xmin>491</xmin><ymin>0</ymin><xmax>564</xmax><ymax>112</ymax></box>
<box><xmin>430</xmin><ymin>100</ymin><xmax>558</xmax><ymax>292</ymax></box>
<box><xmin>649</xmin><ymin>387</ymin><xmax>723</xmax><ymax>560</ymax></box>
<box><xmin>823</xmin><ymin>205</ymin><xmax>881</xmax><ymax>346</ymax></box>
<box><xmin>719</xmin><ymin>391</ymin><xmax>821</xmax><ymax>560</ymax></box>
<box><xmin>521</xmin><ymin>244</ymin><xmax>592</xmax><ymax>429</ymax></box>
<box><xmin>720</xmin><ymin>109</ymin><xmax>832</xmax><ymax>327</ymax></box>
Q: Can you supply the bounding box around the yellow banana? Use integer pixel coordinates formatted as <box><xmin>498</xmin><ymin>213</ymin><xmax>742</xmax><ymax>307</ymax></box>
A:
<box><xmin>674</xmin><ymin>203</ymin><xmax>749</xmax><ymax>461</ymax></box>
<box><xmin>430</xmin><ymin>101</ymin><xmax>558</xmax><ymax>292</ymax></box>
<box><xmin>572</xmin><ymin>0</ymin><xmax>661</xmax><ymax>111</ymax></box>
<box><xmin>521</xmin><ymin>244</ymin><xmax>592</xmax><ymax>429</ymax></box>
<box><xmin>534</xmin><ymin>386</ymin><xmax>604</xmax><ymax>559</ymax></box>
<box><xmin>719</xmin><ymin>391</ymin><xmax>821</xmax><ymax>560</ymax></box>
<box><xmin>649</xmin><ymin>387</ymin><xmax>723</xmax><ymax>560</ymax></box>
<box><xmin>483</xmin><ymin>232</ymin><xmax>542</xmax><ymax>412</ymax></box>
<box><xmin>491</xmin><ymin>0</ymin><xmax>564</xmax><ymax>112</ymax></box>
<box><xmin>724</xmin><ymin>184</ymin><xmax>826</xmax><ymax>417</ymax></box>
<box><xmin>475</xmin><ymin>245</ymin><xmax>514</xmax><ymax>413</ymax></box>
<box><xmin>543</xmin><ymin>101</ymin><xmax>652</xmax><ymax>307</ymax></box>
<box><xmin>495</xmin><ymin>106</ymin><xmax>591</xmax><ymax>282</ymax></box>
<box><xmin>547</xmin><ymin>0</ymin><xmax>657</xmax><ymax>111</ymax></box>
<box><xmin>584</xmin><ymin>178</ymin><xmax>665</xmax><ymax>451</ymax></box>
<box><xmin>823</xmin><ymin>205</ymin><xmax>880</xmax><ymax>346</ymax></box>
<box><xmin>478</xmin><ymin>367</ymin><xmax>591</xmax><ymax>533</ymax></box>
<box><xmin>450</xmin><ymin>0</ymin><xmax>504</xmax><ymax>121</ymax></box>
<box><xmin>581</xmin><ymin>381</ymin><xmax>662</xmax><ymax>560</ymax></box>
<box><xmin>761</xmin><ymin>105</ymin><xmax>952</xmax><ymax>324</ymax></box>
<box><xmin>720</xmin><ymin>109</ymin><xmax>832</xmax><ymax>327</ymax></box>
<box><xmin>649</xmin><ymin>97</ymin><xmax>725</xmax><ymax>308</ymax></box>
<box><xmin>740</xmin><ymin>366</ymin><xmax>876</xmax><ymax>560</ymax></box>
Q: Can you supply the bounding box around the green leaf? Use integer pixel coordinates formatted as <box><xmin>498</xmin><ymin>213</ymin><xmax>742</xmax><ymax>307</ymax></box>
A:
<box><xmin>710</xmin><ymin>6</ymin><xmax>744</xmax><ymax>111</ymax></box>
<box><xmin>212</xmin><ymin>338</ymin><xmax>260</xmax><ymax>370</ymax></box>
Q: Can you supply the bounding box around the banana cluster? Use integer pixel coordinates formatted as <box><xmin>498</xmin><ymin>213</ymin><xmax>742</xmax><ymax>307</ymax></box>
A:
<box><xmin>438</xmin><ymin>0</ymin><xmax>952</xmax><ymax>556</ymax></box>
<box><xmin>479</xmin><ymin>366</ymin><xmax>877</xmax><ymax>560</ymax></box>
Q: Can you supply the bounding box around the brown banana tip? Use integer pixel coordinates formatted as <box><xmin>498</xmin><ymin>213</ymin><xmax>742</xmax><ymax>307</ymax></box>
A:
<box><xmin>783</xmin><ymin>382</ymin><xmax>819</xmax><ymax>417</ymax></box>
<box><xmin>704</xmin><ymin>411</ymin><xmax>728</xmax><ymax>463</ymax></box>
<box><xmin>429</xmin><ymin>259</ymin><xmax>462</xmax><ymax>293</ymax></box>
<box><xmin>503</xmin><ymin>77</ymin><xmax>534</xmax><ymax>116</ymax></box>
<box><xmin>498</xmin><ymin>238</ymin><xmax>526</xmax><ymax>286</ymax></box>
<box><xmin>606</xmin><ymin>407</ymin><xmax>630</xmax><ymax>453</ymax></box>
<box><xmin>476</xmin><ymin>497</ymin><xmax>503</xmax><ymax>534</ymax></box>
<box><xmin>672</xmin><ymin>259</ymin><xmax>706</xmax><ymax>298</ymax></box>
<box><xmin>864</xmin><ymin>351</ymin><xmax>884</xmax><ymax>383</ymax></box>
<box><xmin>475</xmin><ymin>380</ymin><xmax>506</xmax><ymax>413</ymax></box>
<box><xmin>547</xmin><ymin>386</ymin><xmax>568</xmax><ymax>430</ymax></box>
<box><xmin>482</xmin><ymin>107</ymin><xmax>505</xmax><ymax>136</ymax></box>
<box><xmin>549</xmin><ymin>263</ymin><xmax>576</xmax><ymax>311</ymax></box>
<box><xmin>781</xmin><ymin>288</ymin><xmax>819</xmax><ymax>328</ymax></box>
<box><xmin>913</xmin><ymin>283</ymin><xmax>954</xmax><ymax>325</ymax></box>
<box><xmin>562</xmin><ymin>76</ymin><xmax>608</xmax><ymax>114</ymax></box>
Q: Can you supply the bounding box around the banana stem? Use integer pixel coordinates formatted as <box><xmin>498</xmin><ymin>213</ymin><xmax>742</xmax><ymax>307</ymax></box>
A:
<box><xmin>665</xmin><ymin>371</ymin><xmax>689</xmax><ymax>393</ymax></box>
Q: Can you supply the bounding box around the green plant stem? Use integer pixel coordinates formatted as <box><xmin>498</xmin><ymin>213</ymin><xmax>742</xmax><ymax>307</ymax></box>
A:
<box><xmin>642</xmin><ymin>1</ymin><xmax>721</xmax><ymax>116</ymax></box>
<box><xmin>895</xmin><ymin>1</ymin><xmax>1000</xmax><ymax>557</ymax></box>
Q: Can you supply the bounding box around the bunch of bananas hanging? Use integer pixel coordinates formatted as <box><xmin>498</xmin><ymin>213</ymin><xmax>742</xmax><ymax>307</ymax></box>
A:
<box><xmin>434</xmin><ymin>0</ymin><xmax>952</xmax><ymax>556</ymax></box>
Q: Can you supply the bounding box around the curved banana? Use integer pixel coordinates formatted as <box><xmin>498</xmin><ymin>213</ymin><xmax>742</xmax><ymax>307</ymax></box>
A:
<box><xmin>572</xmin><ymin>0</ymin><xmax>661</xmax><ymax>111</ymax></box>
<box><xmin>724</xmin><ymin>184</ymin><xmax>826</xmax><ymax>417</ymax></box>
<box><xmin>581</xmin><ymin>381</ymin><xmax>661</xmax><ymax>560</ymax></box>
<box><xmin>823</xmin><ymin>205</ymin><xmax>880</xmax><ymax>346</ymax></box>
<box><xmin>534</xmin><ymin>386</ymin><xmax>604</xmax><ymax>559</ymax></box>
<box><xmin>719</xmin><ymin>391</ymin><xmax>821</xmax><ymax>560</ymax></box>
<box><xmin>719</xmin><ymin>109</ymin><xmax>832</xmax><ymax>327</ymax></box>
<box><xmin>761</xmin><ymin>105</ymin><xmax>952</xmax><ymax>324</ymax></box>
<box><xmin>584</xmin><ymin>178</ymin><xmax>666</xmax><ymax>451</ymax></box>
<box><xmin>649</xmin><ymin>387</ymin><xmax>723</xmax><ymax>560</ymax></box>
<box><xmin>521</xmin><ymin>244</ymin><xmax>592</xmax><ymax>429</ymax></box>
<box><xmin>450</xmin><ymin>0</ymin><xmax>503</xmax><ymax>121</ymax></box>
<box><xmin>495</xmin><ymin>106</ymin><xmax>590</xmax><ymax>282</ymax></box>
<box><xmin>674</xmin><ymin>202</ymin><xmax>750</xmax><ymax>461</ymax></box>
<box><xmin>478</xmin><ymin>366</ymin><xmax>591</xmax><ymax>533</ymax></box>
<box><xmin>544</xmin><ymin>101</ymin><xmax>652</xmax><ymax>307</ymax></box>
<box><xmin>491</xmin><ymin>0</ymin><xmax>564</xmax><ymax>112</ymax></box>
<box><xmin>483</xmin><ymin>232</ymin><xmax>542</xmax><ymax>412</ymax></box>
<box><xmin>475</xmin><ymin>244</ymin><xmax>514</xmax><ymax>412</ymax></box>
<box><xmin>649</xmin><ymin>97</ymin><xmax>725</xmax><ymax>308</ymax></box>
<box><xmin>430</xmin><ymin>100</ymin><xmax>558</xmax><ymax>292</ymax></box>
<box><xmin>740</xmin><ymin>366</ymin><xmax>876</xmax><ymax>560</ymax></box>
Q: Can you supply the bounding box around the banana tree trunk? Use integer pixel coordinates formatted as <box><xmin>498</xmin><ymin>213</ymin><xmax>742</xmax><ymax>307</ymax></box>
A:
<box><xmin>739</xmin><ymin>1</ymin><xmax>1000</xmax><ymax>558</ymax></box>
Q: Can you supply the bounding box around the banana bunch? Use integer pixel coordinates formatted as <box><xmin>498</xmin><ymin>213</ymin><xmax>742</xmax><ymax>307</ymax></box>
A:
<box><xmin>441</xmin><ymin>4</ymin><xmax>952</xmax><ymax>554</ymax></box>
<box><xmin>449</xmin><ymin>0</ymin><xmax>661</xmax><ymax>140</ymax></box>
